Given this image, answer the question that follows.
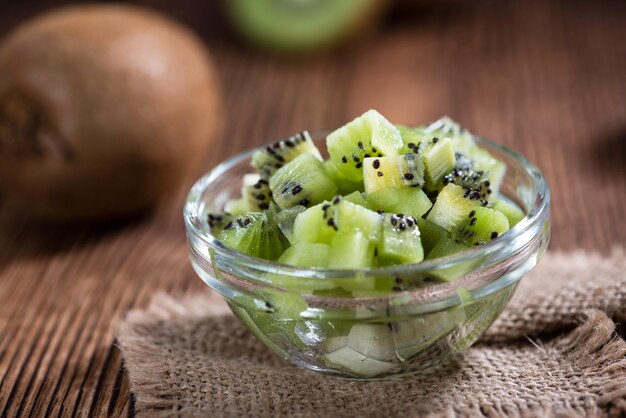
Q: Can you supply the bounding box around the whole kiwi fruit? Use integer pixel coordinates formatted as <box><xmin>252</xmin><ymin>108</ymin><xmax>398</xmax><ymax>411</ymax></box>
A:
<box><xmin>0</xmin><ymin>4</ymin><xmax>220</xmax><ymax>220</ymax></box>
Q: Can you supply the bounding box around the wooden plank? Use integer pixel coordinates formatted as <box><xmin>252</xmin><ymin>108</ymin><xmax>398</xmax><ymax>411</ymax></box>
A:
<box><xmin>0</xmin><ymin>1</ymin><xmax>625</xmax><ymax>416</ymax></box>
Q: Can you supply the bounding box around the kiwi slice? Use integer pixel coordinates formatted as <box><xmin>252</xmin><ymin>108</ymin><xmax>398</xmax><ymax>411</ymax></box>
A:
<box><xmin>252</xmin><ymin>131</ymin><xmax>322</xmax><ymax>178</ymax></box>
<box><xmin>226</xmin><ymin>0</ymin><xmax>388</xmax><ymax>52</ymax></box>
<box><xmin>269</xmin><ymin>153</ymin><xmax>337</xmax><ymax>209</ymax></box>
<box><xmin>327</xmin><ymin>110</ymin><xmax>403</xmax><ymax>183</ymax></box>
<box><xmin>364</xmin><ymin>187</ymin><xmax>432</xmax><ymax>219</ymax></box>
<box><xmin>217</xmin><ymin>212</ymin><xmax>289</xmax><ymax>260</ymax></box>
<box><xmin>377</xmin><ymin>213</ymin><xmax>424</xmax><ymax>264</ymax></box>
<box><xmin>362</xmin><ymin>154</ymin><xmax>425</xmax><ymax>193</ymax></box>
<box><xmin>454</xmin><ymin>206</ymin><xmax>510</xmax><ymax>246</ymax></box>
<box><xmin>426</xmin><ymin>183</ymin><xmax>482</xmax><ymax>232</ymax></box>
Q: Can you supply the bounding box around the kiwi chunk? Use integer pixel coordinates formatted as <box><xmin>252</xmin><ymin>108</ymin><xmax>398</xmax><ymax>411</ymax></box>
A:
<box><xmin>217</xmin><ymin>212</ymin><xmax>289</xmax><ymax>260</ymax></box>
<box><xmin>252</xmin><ymin>131</ymin><xmax>322</xmax><ymax>178</ymax></box>
<box><xmin>422</xmin><ymin>137</ymin><xmax>456</xmax><ymax>191</ymax></box>
<box><xmin>269</xmin><ymin>153</ymin><xmax>337</xmax><ymax>209</ymax></box>
<box><xmin>363</xmin><ymin>154</ymin><xmax>425</xmax><ymax>193</ymax></box>
<box><xmin>207</xmin><ymin>211</ymin><xmax>235</xmax><ymax>235</ymax></box>
<box><xmin>273</xmin><ymin>205</ymin><xmax>306</xmax><ymax>244</ymax></box>
<box><xmin>492</xmin><ymin>199</ymin><xmax>525</xmax><ymax>227</ymax></box>
<box><xmin>426</xmin><ymin>184</ymin><xmax>482</xmax><ymax>232</ymax></box>
<box><xmin>327</xmin><ymin>110</ymin><xmax>403</xmax><ymax>182</ymax></box>
<box><xmin>377</xmin><ymin>213</ymin><xmax>424</xmax><ymax>264</ymax></box>
<box><xmin>242</xmin><ymin>173</ymin><xmax>273</xmax><ymax>211</ymax></box>
<box><xmin>417</xmin><ymin>218</ymin><xmax>449</xmax><ymax>256</ymax></box>
<box><xmin>342</xmin><ymin>191</ymin><xmax>371</xmax><ymax>209</ymax></box>
<box><xmin>364</xmin><ymin>187</ymin><xmax>432</xmax><ymax>219</ymax></box>
<box><xmin>328</xmin><ymin>232</ymin><xmax>375</xmax><ymax>269</ymax></box>
<box><xmin>454</xmin><ymin>206</ymin><xmax>510</xmax><ymax>246</ymax></box>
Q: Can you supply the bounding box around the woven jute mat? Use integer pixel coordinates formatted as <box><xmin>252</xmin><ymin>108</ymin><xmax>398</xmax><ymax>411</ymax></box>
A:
<box><xmin>118</xmin><ymin>249</ymin><xmax>626</xmax><ymax>417</ymax></box>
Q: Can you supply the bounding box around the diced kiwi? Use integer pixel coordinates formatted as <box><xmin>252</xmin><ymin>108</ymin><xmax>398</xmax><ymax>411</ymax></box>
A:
<box><xmin>362</xmin><ymin>154</ymin><xmax>425</xmax><ymax>193</ymax></box>
<box><xmin>327</xmin><ymin>110</ymin><xmax>403</xmax><ymax>182</ymax></box>
<box><xmin>421</xmin><ymin>137</ymin><xmax>456</xmax><ymax>190</ymax></box>
<box><xmin>342</xmin><ymin>191</ymin><xmax>371</xmax><ymax>208</ymax></box>
<box><xmin>425</xmin><ymin>237</ymin><xmax>472</xmax><ymax>281</ymax></box>
<box><xmin>451</xmin><ymin>135</ymin><xmax>506</xmax><ymax>195</ymax></box>
<box><xmin>252</xmin><ymin>131</ymin><xmax>322</xmax><ymax>178</ymax></box>
<box><xmin>377</xmin><ymin>214</ymin><xmax>424</xmax><ymax>264</ymax></box>
<box><xmin>278</xmin><ymin>242</ymin><xmax>329</xmax><ymax>268</ymax></box>
<box><xmin>242</xmin><ymin>173</ymin><xmax>273</xmax><ymax>211</ymax></box>
<box><xmin>454</xmin><ymin>206</ymin><xmax>510</xmax><ymax>246</ymax></box>
<box><xmin>426</xmin><ymin>184</ymin><xmax>482</xmax><ymax>232</ymax></box>
<box><xmin>223</xmin><ymin>198</ymin><xmax>247</xmax><ymax>215</ymax></box>
<box><xmin>292</xmin><ymin>202</ymin><xmax>336</xmax><ymax>244</ymax></box>
<box><xmin>364</xmin><ymin>187</ymin><xmax>432</xmax><ymax>219</ymax></box>
<box><xmin>321</xmin><ymin>346</ymin><xmax>396</xmax><ymax>378</ymax></box>
<box><xmin>217</xmin><ymin>212</ymin><xmax>289</xmax><ymax>260</ymax></box>
<box><xmin>392</xmin><ymin>308</ymin><xmax>464</xmax><ymax>361</ymax></box>
<box><xmin>272</xmin><ymin>205</ymin><xmax>306</xmax><ymax>244</ymax></box>
<box><xmin>207</xmin><ymin>211</ymin><xmax>235</xmax><ymax>235</ymax></box>
<box><xmin>328</xmin><ymin>232</ymin><xmax>375</xmax><ymax>269</ymax></box>
<box><xmin>492</xmin><ymin>199</ymin><xmax>525</xmax><ymax>227</ymax></box>
<box><xmin>324</xmin><ymin>160</ymin><xmax>364</xmax><ymax>194</ymax></box>
<box><xmin>330</xmin><ymin>197</ymin><xmax>383</xmax><ymax>242</ymax></box>
<box><xmin>269</xmin><ymin>153</ymin><xmax>338</xmax><ymax>209</ymax></box>
<box><xmin>442</xmin><ymin>166</ymin><xmax>491</xmax><ymax>205</ymax></box>
<box><xmin>416</xmin><ymin>218</ymin><xmax>449</xmax><ymax>256</ymax></box>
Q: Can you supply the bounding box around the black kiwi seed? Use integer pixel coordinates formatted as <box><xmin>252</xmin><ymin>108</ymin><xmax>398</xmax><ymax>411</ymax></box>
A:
<box><xmin>407</xmin><ymin>142</ymin><xmax>415</xmax><ymax>149</ymax></box>
<box><xmin>397</xmin><ymin>213</ymin><xmax>404</xmax><ymax>217</ymax></box>
<box><xmin>404</xmin><ymin>173</ymin><xmax>414</xmax><ymax>180</ymax></box>
<box><xmin>432</xmin><ymin>137</ymin><xmax>439</xmax><ymax>143</ymax></box>
<box><xmin>333</xmin><ymin>196</ymin><xmax>342</xmax><ymax>204</ymax></box>
<box><xmin>469</xmin><ymin>218</ymin><xmax>477</xmax><ymax>226</ymax></box>
<box><xmin>341</xmin><ymin>156</ymin><xmax>348</xmax><ymax>163</ymax></box>
<box><xmin>364</xmin><ymin>153</ymin><xmax>370</xmax><ymax>158</ymax></box>
<box><xmin>352</xmin><ymin>155</ymin><xmax>360</xmax><ymax>163</ymax></box>
<box><xmin>299</xmin><ymin>198</ymin><xmax>310</xmax><ymax>206</ymax></box>
<box><xmin>256</xmin><ymin>193</ymin><xmax>266</xmax><ymax>200</ymax></box>
<box><xmin>358</xmin><ymin>141</ymin><xmax>364</xmax><ymax>150</ymax></box>
<box><xmin>374</xmin><ymin>248</ymin><xmax>378</xmax><ymax>257</ymax></box>
<box><xmin>469</xmin><ymin>210</ymin><xmax>476</xmax><ymax>218</ymax></box>
<box><xmin>395</xmin><ymin>276</ymin><xmax>404</xmax><ymax>284</ymax></box>
<box><xmin>322</xmin><ymin>204</ymin><xmax>330</xmax><ymax>211</ymax></box>
<box><xmin>377</xmin><ymin>171</ymin><xmax>384</xmax><ymax>177</ymax></box>
<box><xmin>253</xmin><ymin>182</ymin><xmax>262</xmax><ymax>189</ymax></box>
<box><xmin>406</xmin><ymin>218</ymin><xmax>413</xmax><ymax>227</ymax></box>
<box><xmin>490</xmin><ymin>231</ymin><xmax>499</xmax><ymax>240</ymax></box>
<box><xmin>371</xmin><ymin>147</ymin><xmax>378</xmax><ymax>153</ymax></box>
<box><xmin>291</xmin><ymin>185</ymin><xmax>303</xmax><ymax>195</ymax></box>
<box><xmin>259</xmin><ymin>203</ymin><xmax>269</xmax><ymax>210</ymax></box>
<box><xmin>224</xmin><ymin>222</ymin><xmax>233</xmax><ymax>230</ymax></box>
<box><xmin>373</xmin><ymin>159</ymin><xmax>380</xmax><ymax>169</ymax></box>
<box><xmin>391</xmin><ymin>217</ymin><xmax>398</xmax><ymax>226</ymax></box>
<box><xmin>378</xmin><ymin>153</ymin><xmax>383</xmax><ymax>157</ymax></box>
<box><xmin>392</xmin><ymin>286</ymin><xmax>403</xmax><ymax>292</ymax></box>
<box><xmin>399</xmin><ymin>222</ymin><xmax>407</xmax><ymax>230</ymax></box>
<box><xmin>356</xmin><ymin>162</ymin><xmax>362</xmax><ymax>169</ymax></box>
<box><xmin>284</xmin><ymin>140</ymin><xmax>295</xmax><ymax>148</ymax></box>
<box><xmin>327</xmin><ymin>218</ymin><xmax>335</xmax><ymax>227</ymax></box>
<box><xmin>376</xmin><ymin>209</ymin><xmax>384</xmax><ymax>214</ymax></box>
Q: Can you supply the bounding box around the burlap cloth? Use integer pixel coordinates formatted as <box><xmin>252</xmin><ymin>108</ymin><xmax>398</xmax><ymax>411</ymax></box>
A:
<box><xmin>118</xmin><ymin>249</ymin><xmax>626</xmax><ymax>417</ymax></box>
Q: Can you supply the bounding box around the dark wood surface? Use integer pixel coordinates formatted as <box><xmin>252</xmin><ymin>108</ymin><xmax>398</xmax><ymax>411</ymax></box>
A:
<box><xmin>1</xmin><ymin>1</ymin><xmax>625</xmax><ymax>416</ymax></box>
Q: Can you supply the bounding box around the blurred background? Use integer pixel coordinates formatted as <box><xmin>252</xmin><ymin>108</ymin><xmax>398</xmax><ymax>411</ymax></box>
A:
<box><xmin>0</xmin><ymin>0</ymin><xmax>624</xmax><ymax>416</ymax></box>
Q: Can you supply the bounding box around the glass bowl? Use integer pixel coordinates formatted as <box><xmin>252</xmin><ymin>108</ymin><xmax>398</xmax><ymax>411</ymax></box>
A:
<box><xmin>184</xmin><ymin>132</ymin><xmax>550</xmax><ymax>380</ymax></box>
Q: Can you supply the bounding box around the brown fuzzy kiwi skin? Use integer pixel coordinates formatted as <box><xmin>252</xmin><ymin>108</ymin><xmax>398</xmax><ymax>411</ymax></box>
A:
<box><xmin>0</xmin><ymin>4</ymin><xmax>221</xmax><ymax>220</ymax></box>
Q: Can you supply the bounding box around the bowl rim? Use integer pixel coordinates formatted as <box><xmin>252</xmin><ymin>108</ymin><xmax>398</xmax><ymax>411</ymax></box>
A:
<box><xmin>184</xmin><ymin>131</ymin><xmax>550</xmax><ymax>280</ymax></box>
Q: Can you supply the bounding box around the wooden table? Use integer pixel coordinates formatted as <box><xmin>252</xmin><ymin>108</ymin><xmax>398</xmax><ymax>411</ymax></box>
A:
<box><xmin>1</xmin><ymin>1</ymin><xmax>625</xmax><ymax>416</ymax></box>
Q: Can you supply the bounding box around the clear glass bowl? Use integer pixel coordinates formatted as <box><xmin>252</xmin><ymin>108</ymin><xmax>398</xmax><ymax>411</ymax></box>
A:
<box><xmin>184</xmin><ymin>132</ymin><xmax>550</xmax><ymax>380</ymax></box>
